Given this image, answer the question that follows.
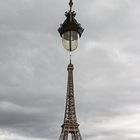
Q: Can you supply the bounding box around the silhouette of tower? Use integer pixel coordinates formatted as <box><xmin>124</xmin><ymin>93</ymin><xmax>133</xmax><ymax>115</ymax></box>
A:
<box><xmin>59</xmin><ymin>59</ymin><xmax>82</xmax><ymax>140</ymax></box>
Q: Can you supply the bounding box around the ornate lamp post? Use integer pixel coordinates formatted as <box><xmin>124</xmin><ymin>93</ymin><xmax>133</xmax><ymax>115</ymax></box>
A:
<box><xmin>58</xmin><ymin>0</ymin><xmax>84</xmax><ymax>52</ymax></box>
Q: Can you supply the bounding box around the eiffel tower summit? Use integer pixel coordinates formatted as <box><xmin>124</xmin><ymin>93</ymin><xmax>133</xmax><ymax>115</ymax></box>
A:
<box><xmin>58</xmin><ymin>0</ymin><xmax>84</xmax><ymax>140</ymax></box>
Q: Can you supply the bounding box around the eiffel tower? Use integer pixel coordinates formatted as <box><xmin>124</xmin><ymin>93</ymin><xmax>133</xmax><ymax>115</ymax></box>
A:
<box><xmin>59</xmin><ymin>59</ymin><xmax>82</xmax><ymax>140</ymax></box>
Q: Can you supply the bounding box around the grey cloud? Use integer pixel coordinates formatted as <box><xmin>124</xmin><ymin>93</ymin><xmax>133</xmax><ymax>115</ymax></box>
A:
<box><xmin>0</xmin><ymin>0</ymin><xmax>140</xmax><ymax>140</ymax></box>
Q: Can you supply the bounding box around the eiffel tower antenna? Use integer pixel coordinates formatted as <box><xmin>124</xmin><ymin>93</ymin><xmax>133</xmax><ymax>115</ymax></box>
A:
<box><xmin>70</xmin><ymin>55</ymin><xmax>72</xmax><ymax>64</ymax></box>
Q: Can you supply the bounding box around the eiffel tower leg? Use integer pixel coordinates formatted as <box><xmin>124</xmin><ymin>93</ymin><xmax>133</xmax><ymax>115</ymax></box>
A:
<box><xmin>63</xmin><ymin>131</ymin><xmax>68</xmax><ymax>140</ymax></box>
<box><xmin>59</xmin><ymin>128</ymin><xmax>68</xmax><ymax>140</ymax></box>
<box><xmin>72</xmin><ymin>131</ymin><xmax>82</xmax><ymax>140</ymax></box>
<box><xmin>76</xmin><ymin>131</ymin><xmax>82</xmax><ymax>140</ymax></box>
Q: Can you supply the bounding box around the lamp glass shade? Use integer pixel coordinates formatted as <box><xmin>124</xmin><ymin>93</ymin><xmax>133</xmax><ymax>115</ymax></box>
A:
<box><xmin>62</xmin><ymin>31</ymin><xmax>78</xmax><ymax>51</ymax></box>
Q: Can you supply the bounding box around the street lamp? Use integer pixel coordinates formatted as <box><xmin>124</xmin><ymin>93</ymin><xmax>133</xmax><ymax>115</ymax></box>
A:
<box><xmin>58</xmin><ymin>0</ymin><xmax>84</xmax><ymax>52</ymax></box>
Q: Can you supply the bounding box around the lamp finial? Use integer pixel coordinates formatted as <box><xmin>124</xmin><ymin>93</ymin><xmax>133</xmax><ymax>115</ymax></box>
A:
<box><xmin>69</xmin><ymin>0</ymin><xmax>73</xmax><ymax>11</ymax></box>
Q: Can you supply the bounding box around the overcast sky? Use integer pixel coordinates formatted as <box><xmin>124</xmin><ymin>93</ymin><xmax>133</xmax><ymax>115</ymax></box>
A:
<box><xmin>0</xmin><ymin>0</ymin><xmax>140</xmax><ymax>140</ymax></box>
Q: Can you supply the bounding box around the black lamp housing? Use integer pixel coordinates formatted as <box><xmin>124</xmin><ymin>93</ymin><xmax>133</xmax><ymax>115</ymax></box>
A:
<box><xmin>58</xmin><ymin>11</ymin><xmax>84</xmax><ymax>37</ymax></box>
<box><xmin>58</xmin><ymin>0</ymin><xmax>84</xmax><ymax>52</ymax></box>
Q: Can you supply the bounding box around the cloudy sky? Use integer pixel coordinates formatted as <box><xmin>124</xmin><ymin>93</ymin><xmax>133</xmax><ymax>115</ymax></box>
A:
<box><xmin>0</xmin><ymin>0</ymin><xmax>140</xmax><ymax>140</ymax></box>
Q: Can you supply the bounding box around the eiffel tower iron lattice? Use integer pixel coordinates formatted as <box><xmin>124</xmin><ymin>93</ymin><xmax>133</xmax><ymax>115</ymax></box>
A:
<box><xmin>59</xmin><ymin>60</ymin><xmax>82</xmax><ymax>140</ymax></box>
